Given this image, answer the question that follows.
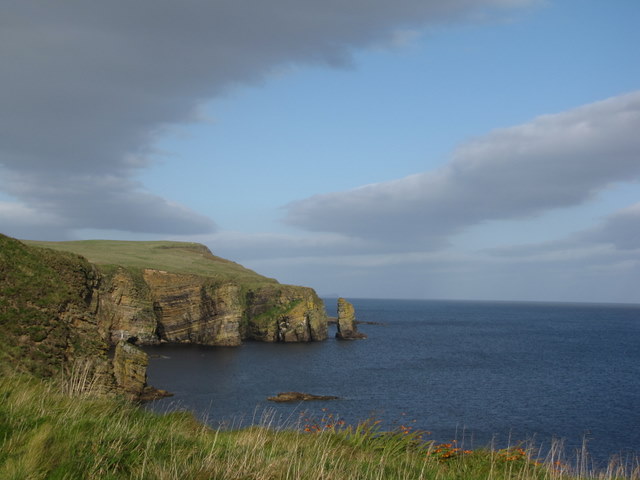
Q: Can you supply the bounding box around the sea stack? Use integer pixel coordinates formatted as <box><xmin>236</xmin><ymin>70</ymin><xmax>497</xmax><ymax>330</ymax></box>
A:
<box><xmin>336</xmin><ymin>297</ymin><xmax>367</xmax><ymax>340</ymax></box>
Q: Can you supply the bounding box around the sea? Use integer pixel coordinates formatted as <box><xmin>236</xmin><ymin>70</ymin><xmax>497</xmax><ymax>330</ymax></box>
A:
<box><xmin>144</xmin><ymin>298</ymin><xmax>640</xmax><ymax>465</ymax></box>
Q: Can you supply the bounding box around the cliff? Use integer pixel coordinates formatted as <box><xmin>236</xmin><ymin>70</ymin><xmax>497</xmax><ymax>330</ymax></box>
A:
<box><xmin>24</xmin><ymin>238</ymin><xmax>328</xmax><ymax>347</ymax></box>
<box><xmin>1</xmin><ymin>234</ymin><xmax>328</xmax><ymax>399</ymax></box>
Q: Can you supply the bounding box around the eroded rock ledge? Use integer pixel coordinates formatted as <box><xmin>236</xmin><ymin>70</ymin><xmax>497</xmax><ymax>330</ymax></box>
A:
<box><xmin>268</xmin><ymin>392</ymin><xmax>339</xmax><ymax>402</ymax></box>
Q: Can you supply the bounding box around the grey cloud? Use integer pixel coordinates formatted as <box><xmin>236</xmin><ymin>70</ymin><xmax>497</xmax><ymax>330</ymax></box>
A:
<box><xmin>0</xmin><ymin>170</ymin><xmax>215</xmax><ymax>238</ymax></box>
<box><xmin>1</xmin><ymin>0</ymin><xmax>530</xmax><ymax>238</ymax></box>
<box><xmin>484</xmin><ymin>202</ymin><xmax>640</xmax><ymax>261</ymax></box>
<box><xmin>580</xmin><ymin>202</ymin><xmax>640</xmax><ymax>250</ymax></box>
<box><xmin>284</xmin><ymin>91</ymin><xmax>640</xmax><ymax>248</ymax></box>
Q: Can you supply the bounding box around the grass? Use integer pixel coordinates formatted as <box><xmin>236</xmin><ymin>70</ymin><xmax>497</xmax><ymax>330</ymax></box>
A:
<box><xmin>0</xmin><ymin>234</ymin><xmax>107</xmax><ymax>378</ymax></box>
<box><xmin>23</xmin><ymin>239</ymin><xmax>278</xmax><ymax>286</ymax></box>
<box><xmin>1</xmin><ymin>374</ymin><xmax>637</xmax><ymax>480</ymax></box>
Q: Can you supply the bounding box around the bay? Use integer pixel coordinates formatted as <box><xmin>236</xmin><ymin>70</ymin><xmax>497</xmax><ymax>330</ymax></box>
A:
<box><xmin>144</xmin><ymin>298</ymin><xmax>640</xmax><ymax>464</ymax></box>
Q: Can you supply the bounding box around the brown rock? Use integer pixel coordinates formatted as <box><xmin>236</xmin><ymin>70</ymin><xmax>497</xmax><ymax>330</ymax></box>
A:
<box><xmin>143</xmin><ymin>269</ymin><xmax>243</xmax><ymax>346</ymax></box>
<box><xmin>98</xmin><ymin>269</ymin><xmax>328</xmax><ymax>347</ymax></box>
<box><xmin>112</xmin><ymin>340</ymin><xmax>149</xmax><ymax>400</ymax></box>
<box><xmin>244</xmin><ymin>285</ymin><xmax>328</xmax><ymax>343</ymax></box>
<box><xmin>138</xmin><ymin>386</ymin><xmax>173</xmax><ymax>403</ymax></box>
<box><xmin>267</xmin><ymin>391</ymin><xmax>339</xmax><ymax>402</ymax></box>
<box><xmin>97</xmin><ymin>268</ymin><xmax>158</xmax><ymax>345</ymax></box>
<box><xmin>336</xmin><ymin>298</ymin><xmax>367</xmax><ymax>340</ymax></box>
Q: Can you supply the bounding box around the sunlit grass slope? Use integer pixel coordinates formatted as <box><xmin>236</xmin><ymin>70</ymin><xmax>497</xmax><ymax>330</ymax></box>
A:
<box><xmin>24</xmin><ymin>239</ymin><xmax>277</xmax><ymax>286</ymax></box>
<box><xmin>2</xmin><ymin>374</ymin><xmax>637</xmax><ymax>480</ymax></box>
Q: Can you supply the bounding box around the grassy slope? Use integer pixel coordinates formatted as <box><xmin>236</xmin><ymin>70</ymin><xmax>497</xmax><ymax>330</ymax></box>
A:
<box><xmin>0</xmin><ymin>234</ymin><xmax>106</xmax><ymax>377</ymax></box>
<box><xmin>24</xmin><ymin>239</ymin><xmax>278</xmax><ymax>286</ymax></box>
<box><xmin>3</xmin><ymin>375</ymin><xmax>602</xmax><ymax>480</ymax></box>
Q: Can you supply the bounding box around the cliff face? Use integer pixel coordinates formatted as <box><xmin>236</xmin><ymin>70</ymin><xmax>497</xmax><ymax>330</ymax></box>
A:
<box><xmin>97</xmin><ymin>268</ymin><xmax>328</xmax><ymax>347</ymax></box>
<box><xmin>243</xmin><ymin>285</ymin><xmax>327</xmax><ymax>343</ymax></box>
<box><xmin>141</xmin><ymin>269</ymin><xmax>243</xmax><ymax>346</ymax></box>
<box><xmin>97</xmin><ymin>268</ymin><xmax>158</xmax><ymax>345</ymax></box>
<box><xmin>2</xmin><ymin>235</ymin><xmax>329</xmax><ymax>400</ymax></box>
<box><xmin>25</xmin><ymin>238</ymin><xmax>329</xmax><ymax>348</ymax></box>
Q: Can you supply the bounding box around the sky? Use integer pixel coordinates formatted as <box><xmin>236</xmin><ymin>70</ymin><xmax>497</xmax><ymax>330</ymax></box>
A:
<box><xmin>2</xmin><ymin>0</ymin><xmax>639</xmax><ymax>304</ymax></box>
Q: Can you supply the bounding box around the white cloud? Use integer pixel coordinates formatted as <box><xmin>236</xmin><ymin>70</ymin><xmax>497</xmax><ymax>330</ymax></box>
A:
<box><xmin>285</xmin><ymin>91</ymin><xmax>640</xmax><ymax>249</ymax></box>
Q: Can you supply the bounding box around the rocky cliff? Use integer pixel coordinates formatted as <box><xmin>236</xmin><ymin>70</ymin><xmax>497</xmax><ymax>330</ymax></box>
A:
<box><xmin>97</xmin><ymin>267</ymin><xmax>327</xmax><ymax>347</ymax></box>
<box><xmin>1</xmin><ymin>234</ymin><xmax>329</xmax><ymax>399</ymax></box>
<box><xmin>24</xmin><ymin>238</ymin><xmax>329</xmax><ymax>348</ymax></box>
<box><xmin>336</xmin><ymin>297</ymin><xmax>367</xmax><ymax>340</ymax></box>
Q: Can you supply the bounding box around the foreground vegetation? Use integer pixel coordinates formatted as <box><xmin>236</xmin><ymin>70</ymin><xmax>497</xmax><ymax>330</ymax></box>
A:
<box><xmin>1</xmin><ymin>375</ymin><xmax>637</xmax><ymax>480</ymax></box>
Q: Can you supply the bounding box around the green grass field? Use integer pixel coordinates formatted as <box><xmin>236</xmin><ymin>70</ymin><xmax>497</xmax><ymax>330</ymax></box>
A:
<box><xmin>24</xmin><ymin>239</ymin><xmax>278</xmax><ymax>286</ymax></box>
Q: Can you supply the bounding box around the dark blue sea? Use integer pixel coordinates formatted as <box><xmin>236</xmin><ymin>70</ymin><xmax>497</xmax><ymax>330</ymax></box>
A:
<box><xmin>144</xmin><ymin>298</ymin><xmax>640</xmax><ymax>464</ymax></box>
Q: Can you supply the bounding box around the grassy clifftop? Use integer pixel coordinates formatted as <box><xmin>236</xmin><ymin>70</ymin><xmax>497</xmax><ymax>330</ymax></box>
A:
<box><xmin>24</xmin><ymin>239</ymin><xmax>278</xmax><ymax>287</ymax></box>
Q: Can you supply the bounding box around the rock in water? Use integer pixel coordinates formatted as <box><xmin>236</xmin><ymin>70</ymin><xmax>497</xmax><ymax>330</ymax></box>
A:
<box><xmin>267</xmin><ymin>392</ymin><xmax>339</xmax><ymax>402</ymax></box>
<box><xmin>336</xmin><ymin>298</ymin><xmax>367</xmax><ymax>340</ymax></box>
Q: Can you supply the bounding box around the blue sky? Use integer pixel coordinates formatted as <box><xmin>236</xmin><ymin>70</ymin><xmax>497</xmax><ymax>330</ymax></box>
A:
<box><xmin>2</xmin><ymin>0</ymin><xmax>639</xmax><ymax>303</ymax></box>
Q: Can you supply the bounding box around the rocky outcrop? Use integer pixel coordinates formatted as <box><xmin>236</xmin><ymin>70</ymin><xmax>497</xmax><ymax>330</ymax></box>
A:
<box><xmin>336</xmin><ymin>297</ymin><xmax>367</xmax><ymax>340</ymax></box>
<box><xmin>268</xmin><ymin>392</ymin><xmax>339</xmax><ymax>402</ymax></box>
<box><xmin>112</xmin><ymin>339</ymin><xmax>172</xmax><ymax>401</ymax></box>
<box><xmin>113</xmin><ymin>340</ymin><xmax>148</xmax><ymax>399</ymax></box>
<box><xmin>244</xmin><ymin>285</ymin><xmax>327</xmax><ymax>343</ymax></box>
<box><xmin>97</xmin><ymin>270</ymin><xmax>328</xmax><ymax>347</ymax></box>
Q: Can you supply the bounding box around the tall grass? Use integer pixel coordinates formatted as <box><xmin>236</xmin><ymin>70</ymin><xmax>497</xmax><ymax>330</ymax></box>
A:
<box><xmin>0</xmin><ymin>374</ymin><xmax>637</xmax><ymax>479</ymax></box>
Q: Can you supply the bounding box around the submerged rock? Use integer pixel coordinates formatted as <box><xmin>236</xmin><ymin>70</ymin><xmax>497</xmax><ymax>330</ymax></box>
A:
<box><xmin>138</xmin><ymin>386</ymin><xmax>173</xmax><ymax>403</ymax></box>
<box><xmin>267</xmin><ymin>391</ymin><xmax>339</xmax><ymax>402</ymax></box>
<box><xmin>335</xmin><ymin>298</ymin><xmax>367</xmax><ymax>340</ymax></box>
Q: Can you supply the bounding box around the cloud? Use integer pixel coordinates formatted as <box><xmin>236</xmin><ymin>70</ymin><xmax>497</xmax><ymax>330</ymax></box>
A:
<box><xmin>580</xmin><ymin>202</ymin><xmax>640</xmax><ymax>250</ymax></box>
<box><xmin>487</xmin><ymin>202</ymin><xmax>640</xmax><ymax>259</ymax></box>
<box><xmin>1</xmin><ymin>0</ymin><xmax>533</xmax><ymax>239</ymax></box>
<box><xmin>0</xmin><ymin>169</ymin><xmax>216</xmax><ymax>238</ymax></box>
<box><xmin>234</xmin><ymin>202</ymin><xmax>640</xmax><ymax>302</ymax></box>
<box><xmin>284</xmin><ymin>91</ymin><xmax>640</xmax><ymax>249</ymax></box>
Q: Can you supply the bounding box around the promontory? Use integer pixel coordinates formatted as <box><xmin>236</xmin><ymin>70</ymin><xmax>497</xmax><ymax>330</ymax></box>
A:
<box><xmin>0</xmin><ymin>234</ymin><xmax>329</xmax><ymax>400</ymax></box>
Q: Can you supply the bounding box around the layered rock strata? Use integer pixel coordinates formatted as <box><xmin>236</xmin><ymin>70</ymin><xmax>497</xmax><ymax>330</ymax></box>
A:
<box><xmin>336</xmin><ymin>297</ymin><xmax>367</xmax><ymax>340</ymax></box>
<box><xmin>112</xmin><ymin>339</ymin><xmax>172</xmax><ymax>401</ymax></box>
<box><xmin>97</xmin><ymin>269</ymin><xmax>328</xmax><ymax>347</ymax></box>
<box><xmin>1</xmin><ymin>234</ymin><xmax>330</xmax><ymax>401</ymax></box>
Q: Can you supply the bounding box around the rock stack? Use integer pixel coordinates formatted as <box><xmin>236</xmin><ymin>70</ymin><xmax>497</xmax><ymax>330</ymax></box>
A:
<box><xmin>335</xmin><ymin>297</ymin><xmax>367</xmax><ymax>340</ymax></box>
